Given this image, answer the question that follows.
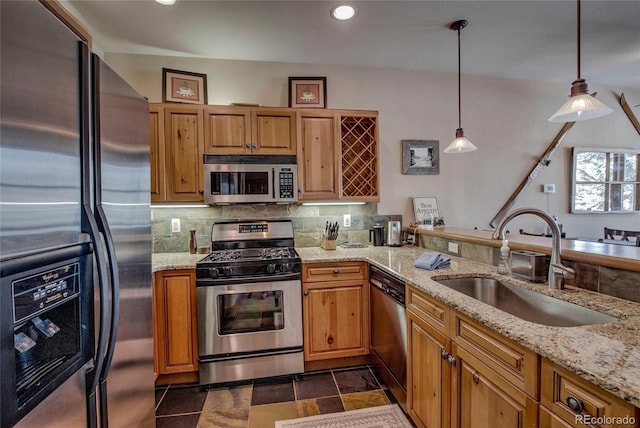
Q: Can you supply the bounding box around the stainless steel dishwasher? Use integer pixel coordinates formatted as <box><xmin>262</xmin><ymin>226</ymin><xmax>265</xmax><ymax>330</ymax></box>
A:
<box><xmin>369</xmin><ymin>265</ymin><xmax>407</xmax><ymax>411</ymax></box>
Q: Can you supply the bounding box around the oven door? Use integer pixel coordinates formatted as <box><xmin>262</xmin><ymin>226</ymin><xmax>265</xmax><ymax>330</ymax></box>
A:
<box><xmin>203</xmin><ymin>163</ymin><xmax>275</xmax><ymax>204</ymax></box>
<box><xmin>196</xmin><ymin>279</ymin><xmax>302</xmax><ymax>359</ymax></box>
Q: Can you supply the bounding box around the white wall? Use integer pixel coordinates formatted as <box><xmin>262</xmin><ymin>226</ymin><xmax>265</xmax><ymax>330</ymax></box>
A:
<box><xmin>105</xmin><ymin>53</ymin><xmax>640</xmax><ymax>239</ymax></box>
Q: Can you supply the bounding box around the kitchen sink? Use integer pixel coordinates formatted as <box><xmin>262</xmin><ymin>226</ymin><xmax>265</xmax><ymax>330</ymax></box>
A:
<box><xmin>435</xmin><ymin>277</ymin><xmax>618</xmax><ymax>327</ymax></box>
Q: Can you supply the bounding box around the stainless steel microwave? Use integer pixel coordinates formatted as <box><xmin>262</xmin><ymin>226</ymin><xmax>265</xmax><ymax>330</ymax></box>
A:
<box><xmin>203</xmin><ymin>155</ymin><xmax>298</xmax><ymax>204</ymax></box>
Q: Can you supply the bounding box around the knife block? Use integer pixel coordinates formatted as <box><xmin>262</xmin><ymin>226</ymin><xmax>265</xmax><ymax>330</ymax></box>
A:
<box><xmin>321</xmin><ymin>235</ymin><xmax>337</xmax><ymax>250</ymax></box>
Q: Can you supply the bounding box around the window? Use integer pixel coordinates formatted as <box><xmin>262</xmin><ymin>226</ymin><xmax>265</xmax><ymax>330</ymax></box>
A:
<box><xmin>571</xmin><ymin>147</ymin><xmax>640</xmax><ymax>213</ymax></box>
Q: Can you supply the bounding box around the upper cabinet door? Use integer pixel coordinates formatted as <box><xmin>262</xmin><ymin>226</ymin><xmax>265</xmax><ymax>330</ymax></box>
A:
<box><xmin>164</xmin><ymin>105</ymin><xmax>204</xmax><ymax>202</ymax></box>
<box><xmin>203</xmin><ymin>106</ymin><xmax>295</xmax><ymax>155</ymax></box>
<box><xmin>251</xmin><ymin>108</ymin><xmax>296</xmax><ymax>155</ymax></box>
<box><xmin>203</xmin><ymin>106</ymin><xmax>251</xmax><ymax>154</ymax></box>
<box><xmin>296</xmin><ymin>111</ymin><xmax>339</xmax><ymax>200</ymax></box>
<box><xmin>149</xmin><ymin>105</ymin><xmax>166</xmax><ymax>202</ymax></box>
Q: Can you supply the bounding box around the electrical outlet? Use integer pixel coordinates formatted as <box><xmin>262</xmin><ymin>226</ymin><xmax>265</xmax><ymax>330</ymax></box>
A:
<box><xmin>343</xmin><ymin>214</ymin><xmax>351</xmax><ymax>228</ymax></box>
<box><xmin>448</xmin><ymin>242</ymin><xmax>459</xmax><ymax>254</ymax></box>
<box><xmin>543</xmin><ymin>184</ymin><xmax>556</xmax><ymax>194</ymax></box>
<box><xmin>171</xmin><ymin>218</ymin><xmax>181</xmax><ymax>233</ymax></box>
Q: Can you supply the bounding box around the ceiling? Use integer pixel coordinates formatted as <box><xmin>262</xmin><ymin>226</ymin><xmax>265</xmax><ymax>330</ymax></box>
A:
<box><xmin>66</xmin><ymin>0</ymin><xmax>640</xmax><ymax>89</ymax></box>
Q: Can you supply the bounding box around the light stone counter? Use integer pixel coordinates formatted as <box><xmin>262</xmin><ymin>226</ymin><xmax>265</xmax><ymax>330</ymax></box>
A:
<box><xmin>296</xmin><ymin>245</ymin><xmax>640</xmax><ymax>408</ymax></box>
<box><xmin>152</xmin><ymin>252</ymin><xmax>205</xmax><ymax>272</ymax></box>
<box><xmin>152</xmin><ymin>246</ymin><xmax>640</xmax><ymax>407</ymax></box>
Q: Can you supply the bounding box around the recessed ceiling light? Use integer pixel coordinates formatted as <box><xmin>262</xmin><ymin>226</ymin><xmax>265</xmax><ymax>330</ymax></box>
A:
<box><xmin>331</xmin><ymin>5</ymin><xmax>356</xmax><ymax>21</ymax></box>
<box><xmin>155</xmin><ymin>0</ymin><xmax>177</xmax><ymax>5</ymax></box>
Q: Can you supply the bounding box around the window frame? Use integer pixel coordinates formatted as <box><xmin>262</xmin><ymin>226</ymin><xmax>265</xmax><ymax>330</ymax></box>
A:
<box><xmin>571</xmin><ymin>147</ymin><xmax>640</xmax><ymax>214</ymax></box>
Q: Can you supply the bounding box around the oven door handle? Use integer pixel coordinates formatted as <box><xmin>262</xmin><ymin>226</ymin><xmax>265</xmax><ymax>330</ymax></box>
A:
<box><xmin>196</xmin><ymin>273</ymin><xmax>302</xmax><ymax>286</ymax></box>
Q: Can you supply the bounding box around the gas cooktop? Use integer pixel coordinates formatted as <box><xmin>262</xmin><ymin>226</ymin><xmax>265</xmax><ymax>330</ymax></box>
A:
<box><xmin>196</xmin><ymin>220</ymin><xmax>301</xmax><ymax>283</ymax></box>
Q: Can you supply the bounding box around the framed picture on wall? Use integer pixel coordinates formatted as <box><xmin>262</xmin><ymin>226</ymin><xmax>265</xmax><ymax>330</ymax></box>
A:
<box><xmin>288</xmin><ymin>77</ymin><xmax>327</xmax><ymax>108</ymax></box>
<box><xmin>402</xmin><ymin>140</ymin><xmax>439</xmax><ymax>175</ymax></box>
<box><xmin>162</xmin><ymin>68</ymin><xmax>208</xmax><ymax>104</ymax></box>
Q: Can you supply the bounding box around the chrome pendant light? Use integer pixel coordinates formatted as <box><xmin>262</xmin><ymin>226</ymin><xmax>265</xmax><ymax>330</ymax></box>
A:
<box><xmin>444</xmin><ymin>19</ymin><xmax>477</xmax><ymax>154</ymax></box>
<box><xmin>549</xmin><ymin>0</ymin><xmax>613</xmax><ymax>122</ymax></box>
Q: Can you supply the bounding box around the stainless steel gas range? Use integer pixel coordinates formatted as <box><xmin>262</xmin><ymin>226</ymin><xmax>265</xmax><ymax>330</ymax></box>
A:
<box><xmin>195</xmin><ymin>219</ymin><xmax>303</xmax><ymax>385</ymax></box>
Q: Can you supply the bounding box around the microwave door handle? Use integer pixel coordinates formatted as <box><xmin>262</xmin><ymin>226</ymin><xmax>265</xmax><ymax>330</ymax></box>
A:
<box><xmin>272</xmin><ymin>168</ymin><xmax>276</xmax><ymax>199</ymax></box>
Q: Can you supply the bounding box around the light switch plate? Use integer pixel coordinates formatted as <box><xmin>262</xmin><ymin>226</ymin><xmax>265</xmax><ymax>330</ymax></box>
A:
<box><xmin>448</xmin><ymin>242</ymin><xmax>459</xmax><ymax>254</ymax></box>
<box><xmin>171</xmin><ymin>218</ymin><xmax>181</xmax><ymax>233</ymax></box>
<box><xmin>343</xmin><ymin>214</ymin><xmax>351</xmax><ymax>228</ymax></box>
<box><xmin>543</xmin><ymin>184</ymin><xmax>556</xmax><ymax>194</ymax></box>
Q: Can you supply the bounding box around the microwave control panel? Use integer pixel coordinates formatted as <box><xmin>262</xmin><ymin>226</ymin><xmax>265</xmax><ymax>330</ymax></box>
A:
<box><xmin>279</xmin><ymin>168</ymin><xmax>295</xmax><ymax>199</ymax></box>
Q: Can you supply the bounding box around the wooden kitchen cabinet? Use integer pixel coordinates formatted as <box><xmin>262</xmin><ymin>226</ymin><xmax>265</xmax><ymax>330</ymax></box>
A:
<box><xmin>163</xmin><ymin>105</ymin><xmax>204</xmax><ymax>202</ymax></box>
<box><xmin>540</xmin><ymin>358</ymin><xmax>639</xmax><ymax>428</ymax></box>
<box><xmin>407</xmin><ymin>308</ymin><xmax>451</xmax><ymax>428</ymax></box>
<box><xmin>149</xmin><ymin>105</ymin><xmax>165</xmax><ymax>202</ymax></box>
<box><xmin>302</xmin><ymin>262</ymin><xmax>369</xmax><ymax>361</ymax></box>
<box><xmin>203</xmin><ymin>106</ymin><xmax>296</xmax><ymax>155</ymax></box>
<box><xmin>407</xmin><ymin>285</ymin><xmax>539</xmax><ymax>428</ymax></box>
<box><xmin>153</xmin><ymin>269</ymin><xmax>199</xmax><ymax>384</ymax></box>
<box><xmin>296</xmin><ymin>109</ymin><xmax>379</xmax><ymax>202</ymax></box>
<box><xmin>296</xmin><ymin>110</ymin><xmax>339</xmax><ymax>200</ymax></box>
<box><xmin>149</xmin><ymin>103</ymin><xmax>204</xmax><ymax>203</ymax></box>
<box><xmin>339</xmin><ymin>112</ymin><xmax>379</xmax><ymax>202</ymax></box>
<box><xmin>451</xmin><ymin>342</ymin><xmax>538</xmax><ymax>428</ymax></box>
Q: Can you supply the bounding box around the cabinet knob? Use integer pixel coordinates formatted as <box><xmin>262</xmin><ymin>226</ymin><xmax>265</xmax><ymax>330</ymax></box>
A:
<box><xmin>245</xmin><ymin>143</ymin><xmax>251</xmax><ymax>148</ymax></box>
<box><xmin>252</xmin><ymin>143</ymin><xmax>258</xmax><ymax>149</ymax></box>
<box><xmin>333</xmin><ymin>268</ymin><xmax>340</xmax><ymax>274</ymax></box>
<box><xmin>327</xmin><ymin>335</ymin><xmax>334</xmax><ymax>345</ymax></box>
<box><xmin>566</xmin><ymin>396</ymin><xmax>585</xmax><ymax>413</ymax></box>
<box><xmin>441</xmin><ymin>349</ymin><xmax>448</xmax><ymax>360</ymax></box>
<box><xmin>303</xmin><ymin>290</ymin><xmax>309</xmax><ymax>296</ymax></box>
<box><xmin>447</xmin><ymin>355</ymin><xmax>456</xmax><ymax>366</ymax></box>
<box><xmin>472</xmin><ymin>372</ymin><xmax>480</xmax><ymax>384</ymax></box>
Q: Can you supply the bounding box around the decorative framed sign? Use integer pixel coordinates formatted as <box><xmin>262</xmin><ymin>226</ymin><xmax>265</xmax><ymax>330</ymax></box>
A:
<box><xmin>402</xmin><ymin>140</ymin><xmax>439</xmax><ymax>175</ymax></box>
<box><xmin>162</xmin><ymin>68</ymin><xmax>207</xmax><ymax>104</ymax></box>
<box><xmin>288</xmin><ymin>77</ymin><xmax>327</xmax><ymax>108</ymax></box>
<box><xmin>413</xmin><ymin>196</ymin><xmax>440</xmax><ymax>223</ymax></box>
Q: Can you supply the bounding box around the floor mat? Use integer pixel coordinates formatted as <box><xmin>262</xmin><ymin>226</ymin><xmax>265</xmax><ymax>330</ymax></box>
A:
<box><xmin>274</xmin><ymin>404</ymin><xmax>412</xmax><ymax>428</ymax></box>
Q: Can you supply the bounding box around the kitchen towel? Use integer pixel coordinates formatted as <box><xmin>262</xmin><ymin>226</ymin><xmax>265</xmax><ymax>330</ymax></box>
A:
<box><xmin>414</xmin><ymin>251</ymin><xmax>451</xmax><ymax>270</ymax></box>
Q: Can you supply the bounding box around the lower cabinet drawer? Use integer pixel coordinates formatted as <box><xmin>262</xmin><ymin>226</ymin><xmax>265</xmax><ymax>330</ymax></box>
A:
<box><xmin>540</xmin><ymin>358</ymin><xmax>639</xmax><ymax>427</ymax></box>
<box><xmin>303</xmin><ymin>262</ymin><xmax>366</xmax><ymax>282</ymax></box>
<box><xmin>452</xmin><ymin>311</ymin><xmax>539</xmax><ymax>399</ymax></box>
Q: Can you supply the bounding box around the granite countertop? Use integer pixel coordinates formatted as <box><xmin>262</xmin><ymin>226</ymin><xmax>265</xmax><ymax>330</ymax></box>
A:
<box><xmin>152</xmin><ymin>247</ymin><xmax>640</xmax><ymax>407</ymax></box>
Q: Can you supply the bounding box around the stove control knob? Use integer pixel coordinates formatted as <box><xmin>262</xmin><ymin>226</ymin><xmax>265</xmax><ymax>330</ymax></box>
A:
<box><xmin>208</xmin><ymin>268</ymin><xmax>219</xmax><ymax>278</ymax></box>
<box><xmin>279</xmin><ymin>263</ymin><xmax>290</xmax><ymax>273</ymax></box>
<box><xmin>266</xmin><ymin>264</ymin><xmax>276</xmax><ymax>274</ymax></box>
<box><xmin>222</xmin><ymin>267</ymin><xmax>233</xmax><ymax>277</ymax></box>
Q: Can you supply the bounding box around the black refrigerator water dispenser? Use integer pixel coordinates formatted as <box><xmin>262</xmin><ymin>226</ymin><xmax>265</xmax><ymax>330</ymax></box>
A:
<box><xmin>1</xmin><ymin>244</ymin><xmax>93</xmax><ymax>427</ymax></box>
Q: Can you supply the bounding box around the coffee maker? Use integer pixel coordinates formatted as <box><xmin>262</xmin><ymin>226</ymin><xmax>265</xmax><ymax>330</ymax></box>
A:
<box><xmin>370</xmin><ymin>224</ymin><xmax>385</xmax><ymax>246</ymax></box>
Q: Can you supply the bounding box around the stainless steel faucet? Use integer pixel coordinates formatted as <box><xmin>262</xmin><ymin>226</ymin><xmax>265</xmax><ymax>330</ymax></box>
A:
<box><xmin>491</xmin><ymin>207</ymin><xmax>575</xmax><ymax>290</ymax></box>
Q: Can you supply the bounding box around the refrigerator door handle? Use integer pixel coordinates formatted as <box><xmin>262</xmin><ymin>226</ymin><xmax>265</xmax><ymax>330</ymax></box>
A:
<box><xmin>81</xmin><ymin>204</ymin><xmax>111</xmax><ymax>428</ymax></box>
<box><xmin>94</xmin><ymin>205</ymin><xmax>119</xmax><ymax>428</ymax></box>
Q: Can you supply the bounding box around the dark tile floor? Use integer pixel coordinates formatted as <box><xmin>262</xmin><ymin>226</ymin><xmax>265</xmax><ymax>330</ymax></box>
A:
<box><xmin>155</xmin><ymin>365</ymin><xmax>401</xmax><ymax>428</ymax></box>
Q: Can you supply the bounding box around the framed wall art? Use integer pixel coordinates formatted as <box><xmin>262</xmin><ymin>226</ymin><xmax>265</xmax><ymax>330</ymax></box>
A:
<box><xmin>402</xmin><ymin>140</ymin><xmax>439</xmax><ymax>175</ymax></box>
<box><xmin>413</xmin><ymin>196</ymin><xmax>440</xmax><ymax>223</ymax></box>
<box><xmin>288</xmin><ymin>77</ymin><xmax>326</xmax><ymax>108</ymax></box>
<box><xmin>162</xmin><ymin>68</ymin><xmax>208</xmax><ymax>104</ymax></box>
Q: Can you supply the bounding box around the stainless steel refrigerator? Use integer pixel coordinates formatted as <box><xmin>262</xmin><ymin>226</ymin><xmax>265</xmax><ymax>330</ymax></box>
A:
<box><xmin>1</xmin><ymin>1</ymin><xmax>155</xmax><ymax>427</ymax></box>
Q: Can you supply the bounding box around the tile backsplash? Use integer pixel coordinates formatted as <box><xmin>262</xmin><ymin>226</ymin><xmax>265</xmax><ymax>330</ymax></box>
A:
<box><xmin>152</xmin><ymin>203</ymin><xmax>401</xmax><ymax>253</ymax></box>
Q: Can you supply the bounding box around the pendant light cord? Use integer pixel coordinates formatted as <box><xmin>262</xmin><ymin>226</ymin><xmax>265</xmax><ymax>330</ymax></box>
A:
<box><xmin>457</xmin><ymin>25</ymin><xmax>462</xmax><ymax>129</ymax></box>
<box><xmin>576</xmin><ymin>0</ymin><xmax>581</xmax><ymax>80</ymax></box>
